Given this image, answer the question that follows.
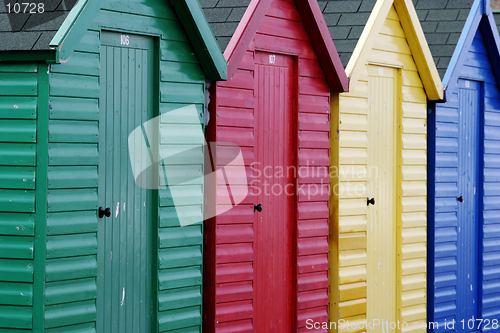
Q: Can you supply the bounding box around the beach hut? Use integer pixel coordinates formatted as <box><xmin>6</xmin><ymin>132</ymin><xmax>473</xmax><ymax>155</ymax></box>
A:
<box><xmin>325</xmin><ymin>0</ymin><xmax>443</xmax><ymax>331</ymax></box>
<box><xmin>421</xmin><ymin>0</ymin><xmax>500</xmax><ymax>330</ymax></box>
<box><xmin>200</xmin><ymin>0</ymin><xmax>348</xmax><ymax>331</ymax></box>
<box><xmin>0</xmin><ymin>1</ymin><xmax>226</xmax><ymax>333</ymax></box>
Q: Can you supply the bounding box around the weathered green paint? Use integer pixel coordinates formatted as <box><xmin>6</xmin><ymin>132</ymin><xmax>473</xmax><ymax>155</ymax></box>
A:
<box><xmin>0</xmin><ymin>304</ymin><xmax>32</xmax><ymax>329</ymax></box>
<box><xmin>0</xmin><ymin>235</ymin><xmax>33</xmax><ymax>259</ymax></box>
<box><xmin>48</xmin><ymin>143</ymin><xmax>99</xmax><ymax>166</ymax></box>
<box><xmin>0</xmin><ymin>143</ymin><xmax>36</xmax><ymax>166</ymax></box>
<box><xmin>45</xmin><ymin>278</ymin><xmax>97</xmax><ymax>306</ymax></box>
<box><xmin>0</xmin><ymin>213</ymin><xmax>35</xmax><ymax>236</ymax></box>
<box><xmin>0</xmin><ymin>282</ymin><xmax>33</xmax><ymax>306</ymax></box>
<box><xmin>0</xmin><ymin>120</ymin><xmax>36</xmax><ymax>142</ymax></box>
<box><xmin>46</xmin><ymin>212</ymin><xmax>98</xmax><ymax>236</ymax></box>
<box><xmin>0</xmin><ymin>167</ymin><xmax>35</xmax><ymax>189</ymax></box>
<box><xmin>0</xmin><ymin>97</ymin><xmax>37</xmax><ymax>119</ymax></box>
<box><xmin>0</xmin><ymin>65</ymin><xmax>39</xmax><ymax>331</ymax></box>
<box><xmin>0</xmin><ymin>259</ymin><xmax>34</xmax><ymax>283</ymax></box>
<box><xmin>33</xmin><ymin>62</ymin><xmax>49</xmax><ymax>332</ymax></box>
<box><xmin>97</xmin><ymin>32</ymin><xmax>157</xmax><ymax>333</ymax></box>
<box><xmin>45</xmin><ymin>256</ymin><xmax>97</xmax><ymax>283</ymax></box>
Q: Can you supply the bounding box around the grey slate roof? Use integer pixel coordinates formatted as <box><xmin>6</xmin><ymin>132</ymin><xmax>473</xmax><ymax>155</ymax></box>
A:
<box><xmin>199</xmin><ymin>0</ymin><xmax>474</xmax><ymax>77</ymax></box>
<box><xmin>319</xmin><ymin>0</ymin><xmax>377</xmax><ymax>67</ymax></box>
<box><xmin>199</xmin><ymin>0</ymin><xmax>378</xmax><ymax>62</ymax></box>
<box><xmin>412</xmin><ymin>0</ymin><xmax>474</xmax><ymax>79</ymax></box>
<box><xmin>494</xmin><ymin>11</ymin><xmax>500</xmax><ymax>35</ymax></box>
<box><xmin>0</xmin><ymin>0</ymin><xmax>77</xmax><ymax>51</ymax></box>
<box><xmin>321</xmin><ymin>0</ymin><xmax>473</xmax><ymax>74</ymax></box>
<box><xmin>199</xmin><ymin>0</ymin><xmax>250</xmax><ymax>52</ymax></box>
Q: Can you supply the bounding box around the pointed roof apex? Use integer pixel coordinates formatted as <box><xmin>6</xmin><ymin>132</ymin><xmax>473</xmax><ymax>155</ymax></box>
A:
<box><xmin>202</xmin><ymin>0</ymin><xmax>348</xmax><ymax>92</ymax></box>
<box><xmin>438</xmin><ymin>0</ymin><xmax>500</xmax><ymax>90</ymax></box>
<box><xmin>325</xmin><ymin>0</ymin><xmax>442</xmax><ymax>100</ymax></box>
<box><xmin>47</xmin><ymin>0</ymin><xmax>227</xmax><ymax>80</ymax></box>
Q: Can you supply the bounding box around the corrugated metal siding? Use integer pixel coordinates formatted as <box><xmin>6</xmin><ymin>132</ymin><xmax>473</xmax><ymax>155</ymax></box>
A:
<box><xmin>430</xmin><ymin>28</ymin><xmax>500</xmax><ymax>330</ymax></box>
<box><xmin>331</xmin><ymin>6</ymin><xmax>428</xmax><ymax>333</ymax></box>
<box><xmin>45</xmin><ymin>29</ymin><xmax>100</xmax><ymax>332</ymax></box>
<box><xmin>204</xmin><ymin>1</ymin><xmax>331</xmax><ymax>332</ymax></box>
<box><xmin>0</xmin><ymin>63</ymin><xmax>37</xmax><ymax>331</ymax></box>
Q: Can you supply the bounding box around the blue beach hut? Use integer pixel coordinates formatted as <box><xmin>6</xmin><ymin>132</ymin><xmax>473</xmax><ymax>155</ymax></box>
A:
<box><xmin>421</xmin><ymin>0</ymin><xmax>500</xmax><ymax>330</ymax></box>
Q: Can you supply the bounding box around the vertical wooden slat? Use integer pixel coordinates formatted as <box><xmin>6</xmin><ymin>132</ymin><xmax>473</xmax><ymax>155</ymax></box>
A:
<box><xmin>254</xmin><ymin>54</ymin><xmax>294</xmax><ymax>332</ymax></box>
<box><xmin>367</xmin><ymin>67</ymin><xmax>397</xmax><ymax>329</ymax></box>
<box><xmin>98</xmin><ymin>35</ymin><xmax>155</xmax><ymax>333</ymax></box>
<box><xmin>457</xmin><ymin>81</ymin><xmax>480</xmax><ymax>324</ymax></box>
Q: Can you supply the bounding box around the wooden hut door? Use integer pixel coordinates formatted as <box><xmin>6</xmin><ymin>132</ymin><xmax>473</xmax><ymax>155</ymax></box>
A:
<box><xmin>457</xmin><ymin>79</ymin><xmax>480</xmax><ymax>328</ymax></box>
<box><xmin>254</xmin><ymin>52</ymin><xmax>295</xmax><ymax>332</ymax></box>
<box><xmin>367</xmin><ymin>65</ymin><xmax>398</xmax><ymax>332</ymax></box>
<box><xmin>97</xmin><ymin>32</ymin><xmax>155</xmax><ymax>333</ymax></box>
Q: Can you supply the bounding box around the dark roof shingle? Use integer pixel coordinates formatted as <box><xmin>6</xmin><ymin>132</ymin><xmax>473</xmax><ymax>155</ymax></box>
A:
<box><xmin>322</xmin><ymin>0</ymin><xmax>473</xmax><ymax>75</ymax></box>
<box><xmin>0</xmin><ymin>0</ymin><xmax>77</xmax><ymax>52</ymax></box>
<box><xmin>319</xmin><ymin>0</ymin><xmax>377</xmax><ymax>68</ymax></box>
<box><xmin>200</xmin><ymin>0</ymin><xmax>250</xmax><ymax>51</ymax></box>
<box><xmin>494</xmin><ymin>12</ymin><xmax>500</xmax><ymax>34</ymax></box>
<box><xmin>413</xmin><ymin>0</ymin><xmax>474</xmax><ymax>78</ymax></box>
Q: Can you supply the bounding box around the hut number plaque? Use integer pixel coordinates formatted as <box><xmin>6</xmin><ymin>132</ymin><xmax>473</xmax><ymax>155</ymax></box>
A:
<box><xmin>121</xmin><ymin>35</ymin><xmax>130</xmax><ymax>46</ymax></box>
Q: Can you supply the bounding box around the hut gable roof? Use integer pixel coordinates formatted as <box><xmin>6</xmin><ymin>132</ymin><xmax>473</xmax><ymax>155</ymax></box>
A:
<box><xmin>322</xmin><ymin>0</ymin><xmax>443</xmax><ymax>100</ymax></box>
<box><xmin>0</xmin><ymin>0</ymin><xmax>227</xmax><ymax>80</ymax></box>
<box><xmin>442</xmin><ymin>0</ymin><xmax>500</xmax><ymax>90</ymax></box>
<box><xmin>0</xmin><ymin>0</ymin><xmax>77</xmax><ymax>52</ymax></box>
<box><xmin>412</xmin><ymin>0</ymin><xmax>474</xmax><ymax>79</ymax></box>
<box><xmin>201</xmin><ymin>0</ymin><xmax>349</xmax><ymax>92</ymax></box>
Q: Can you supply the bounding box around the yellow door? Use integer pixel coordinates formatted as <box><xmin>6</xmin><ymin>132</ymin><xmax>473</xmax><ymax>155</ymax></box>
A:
<box><xmin>367</xmin><ymin>65</ymin><xmax>398</xmax><ymax>332</ymax></box>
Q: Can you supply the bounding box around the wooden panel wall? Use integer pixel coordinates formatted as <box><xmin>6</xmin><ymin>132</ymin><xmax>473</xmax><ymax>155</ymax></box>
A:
<box><xmin>330</xmin><ymin>6</ymin><xmax>428</xmax><ymax>333</ymax></box>
<box><xmin>204</xmin><ymin>0</ymin><xmax>332</xmax><ymax>332</ymax></box>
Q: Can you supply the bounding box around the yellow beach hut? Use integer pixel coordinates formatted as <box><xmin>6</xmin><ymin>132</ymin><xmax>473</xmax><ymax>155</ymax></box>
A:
<box><xmin>325</xmin><ymin>0</ymin><xmax>443</xmax><ymax>331</ymax></box>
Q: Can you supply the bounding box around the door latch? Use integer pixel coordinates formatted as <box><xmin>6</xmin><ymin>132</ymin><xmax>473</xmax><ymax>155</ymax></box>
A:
<box><xmin>99</xmin><ymin>206</ymin><xmax>111</xmax><ymax>218</ymax></box>
<box><xmin>367</xmin><ymin>197</ymin><xmax>375</xmax><ymax>206</ymax></box>
<box><xmin>254</xmin><ymin>204</ymin><xmax>263</xmax><ymax>212</ymax></box>
<box><xmin>457</xmin><ymin>196</ymin><xmax>464</xmax><ymax>203</ymax></box>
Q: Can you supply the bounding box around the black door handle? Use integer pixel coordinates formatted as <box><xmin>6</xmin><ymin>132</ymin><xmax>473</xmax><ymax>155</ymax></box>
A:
<box><xmin>457</xmin><ymin>196</ymin><xmax>464</xmax><ymax>203</ymax></box>
<box><xmin>254</xmin><ymin>204</ymin><xmax>262</xmax><ymax>212</ymax></box>
<box><xmin>367</xmin><ymin>197</ymin><xmax>375</xmax><ymax>206</ymax></box>
<box><xmin>99</xmin><ymin>206</ymin><xmax>111</xmax><ymax>218</ymax></box>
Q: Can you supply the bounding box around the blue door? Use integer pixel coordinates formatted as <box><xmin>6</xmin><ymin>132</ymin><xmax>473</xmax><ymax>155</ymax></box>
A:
<box><xmin>457</xmin><ymin>79</ymin><xmax>481</xmax><ymax>330</ymax></box>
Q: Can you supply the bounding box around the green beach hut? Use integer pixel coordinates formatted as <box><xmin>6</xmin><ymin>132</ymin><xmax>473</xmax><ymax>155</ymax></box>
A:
<box><xmin>0</xmin><ymin>1</ymin><xmax>226</xmax><ymax>332</ymax></box>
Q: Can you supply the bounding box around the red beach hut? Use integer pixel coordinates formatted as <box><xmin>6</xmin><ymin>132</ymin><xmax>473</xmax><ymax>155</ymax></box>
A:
<box><xmin>201</xmin><ymin>0</ymin><xmax>348</xmax><ymax>331</ymax></box>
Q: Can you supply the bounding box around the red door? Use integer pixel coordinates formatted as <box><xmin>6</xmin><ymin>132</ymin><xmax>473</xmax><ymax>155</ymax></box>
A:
<box><xmin>254</xmin><ymin>51</ymin><xmax>296</xmax><ymax>332</ymax></box>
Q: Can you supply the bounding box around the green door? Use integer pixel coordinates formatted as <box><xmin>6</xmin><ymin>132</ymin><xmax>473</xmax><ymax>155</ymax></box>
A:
<box><xmin>97</xmin><ymin>31</ymin><xmax>156</xmax><ymax>333</ymax></box>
